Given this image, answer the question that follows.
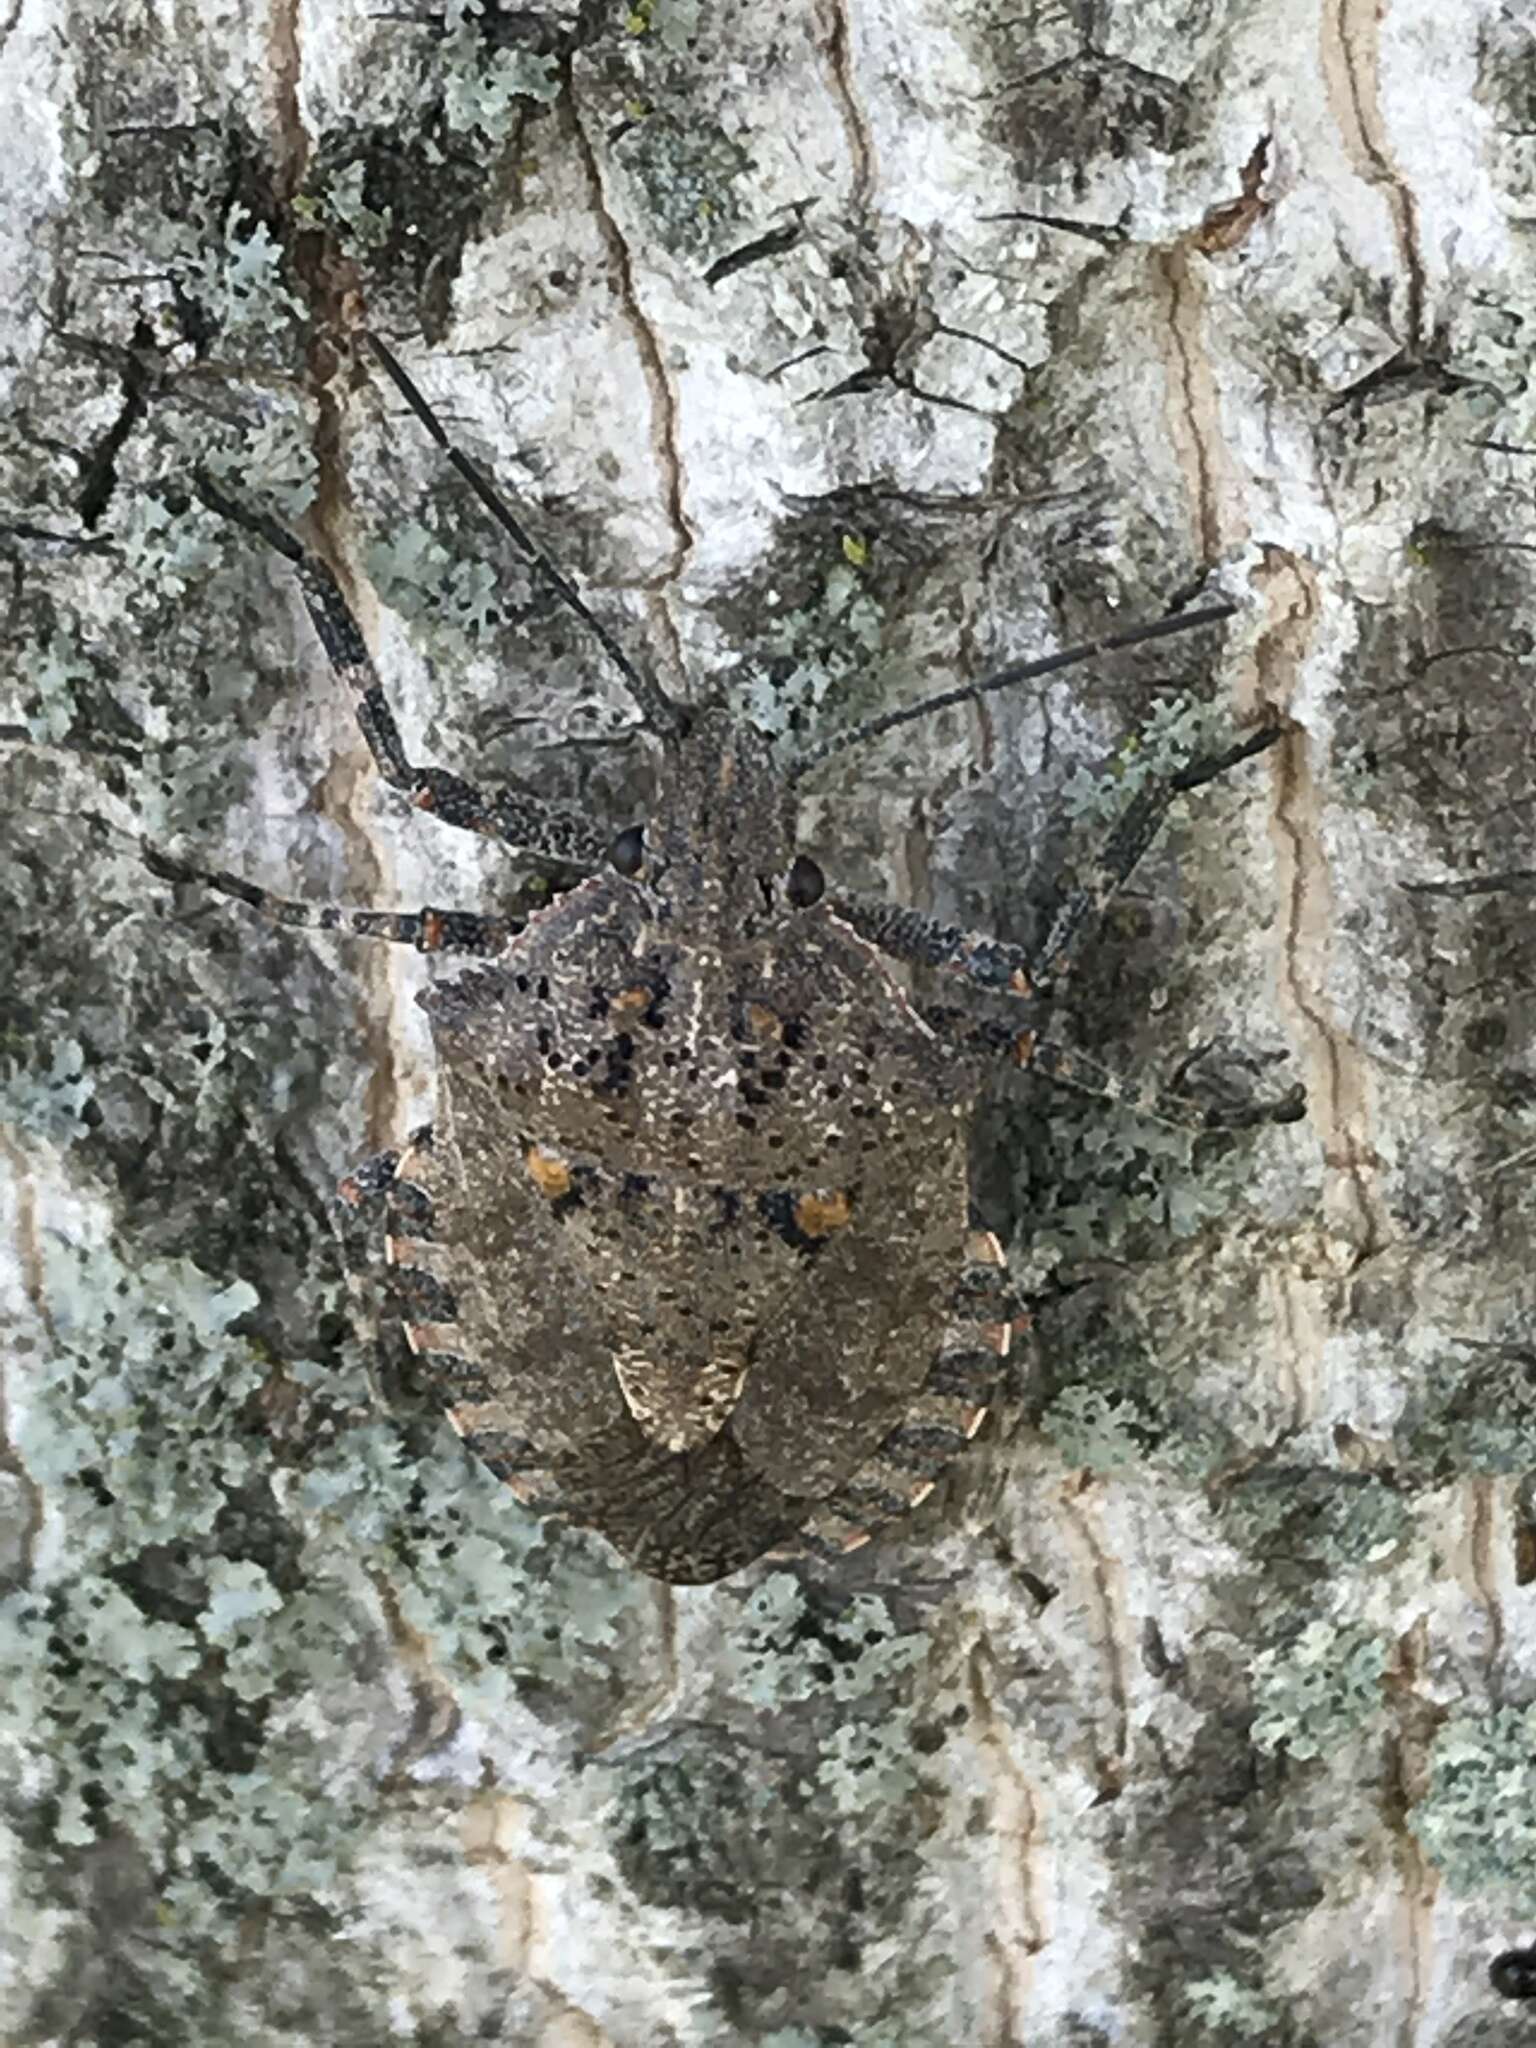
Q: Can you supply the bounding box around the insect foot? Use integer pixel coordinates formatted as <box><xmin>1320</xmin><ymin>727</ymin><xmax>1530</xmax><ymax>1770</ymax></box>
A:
<box><xmin>147</xmin><ymin>335</ymin><xmax>1304</xmax><ymax>1584</ymax></box>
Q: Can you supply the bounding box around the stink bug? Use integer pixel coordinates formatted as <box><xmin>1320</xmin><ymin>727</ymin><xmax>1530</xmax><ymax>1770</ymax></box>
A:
<box><xmin>150</xmin><ymin>333</ymin><xmax>1301</xmax><ymax>1584</ymax></box>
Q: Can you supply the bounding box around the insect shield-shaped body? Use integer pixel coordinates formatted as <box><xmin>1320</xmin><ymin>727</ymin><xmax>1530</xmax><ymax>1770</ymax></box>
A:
<box><xmin>161</xmin><ymin>339</ymin><xmax>1291</xmax><ymax>1585</ymax></box>
<box><xmin>385</xmin><ymin>710</ymin><xmax>1001</xmax><ymax>1584</ymax></box>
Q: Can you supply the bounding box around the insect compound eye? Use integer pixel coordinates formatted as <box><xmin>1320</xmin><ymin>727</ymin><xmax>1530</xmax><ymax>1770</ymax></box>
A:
<box><xmin>609</xmin><ymin>824</ymin><xmax>646</xmax><ymax>876</ymax></box>
<box><xmin>786</xmin><ymin>854</ymin><xmax>825</xmax><ymax>908</ymax></box>
<box><xmin>1491</xmin><ymin>1947</ymin><xmax>1536</xmax><ymax>2000</ymax></box>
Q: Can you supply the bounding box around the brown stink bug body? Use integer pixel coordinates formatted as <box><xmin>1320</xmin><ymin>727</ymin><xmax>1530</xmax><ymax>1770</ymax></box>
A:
<box><xmin>153</xmin><ymin>335</ymin><xmax>1301</xmax><ymax>1584</ymax></box>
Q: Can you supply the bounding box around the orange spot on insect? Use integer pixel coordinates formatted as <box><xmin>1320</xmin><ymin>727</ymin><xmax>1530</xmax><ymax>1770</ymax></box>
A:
<box><xmin>504</xmin><ymin>1471</ymin><xmax>555</xmax><ymax>1503</ymax></box>
<box><xmin>794</xmin><ymin>1188</ymin><xmax>854</xmax><ymax>1238</ymax></box>
<box><xmin>1013</xmin><ymin>1029</ymin><xmax>1038</xmax><ymax>1068</ymax></box>
<box><xmin>524</xmin><ymin>1143</ymin><xmax>573</xmax><ymax>1200</ymax></box>
<box><xmin>747</xmin><ymin>1002</ymin><xmax>783</xmax><ymax>1040</ymax></box>
<box><xmin>612</xmin><ymin>986</ymin><xmax>652</xmax><ymax>1015</ymax></box>
<box><xmin>422</xmin><ymin>910</ymin><xmax>445</xmax><ymax>952</ymax></box>
<box><xmin>338</xmin><ymin>1176</ymin><xmax>364</xmax><ymax>1207</ymax></box>
<box><xmin>412</xmin><ymin>788</ymin><xmax>437</xmax><ymax>811</ymax></box>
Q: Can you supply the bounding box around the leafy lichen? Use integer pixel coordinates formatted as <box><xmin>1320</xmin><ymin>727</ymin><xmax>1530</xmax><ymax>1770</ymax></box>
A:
<box><xmin>1247</xmin><ymin>1618</ymin><xmax>1390</xmax><ymax>1761</ymax></box>
<box><xmin>1413</xmin><ymin>1703</ymin><xmax>1536</xmax><ymax>1900</ymax></box>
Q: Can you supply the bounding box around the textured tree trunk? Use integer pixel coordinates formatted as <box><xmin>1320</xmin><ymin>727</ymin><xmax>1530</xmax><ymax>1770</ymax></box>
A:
<box><xmin>3</xmin><ymin>1</ymin><xmax>1534</xmax><ymax>2042</ymax></box>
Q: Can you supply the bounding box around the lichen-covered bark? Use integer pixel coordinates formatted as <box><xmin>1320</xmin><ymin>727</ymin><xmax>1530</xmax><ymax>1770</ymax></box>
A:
<box><xmin>2</xmin><ymin>1</ymin><xmax>1534</xmax><ymax>2042</ymax></box>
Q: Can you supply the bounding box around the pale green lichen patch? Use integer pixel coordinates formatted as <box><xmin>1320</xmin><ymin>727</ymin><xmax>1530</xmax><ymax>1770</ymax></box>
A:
<box><xmin>1247</xmin><ymin>1619</ymin><xmax>1391</xmax><ymax>1762</ymax></box>
<box><xmin>737</xmin><ymin>554</ymin><xmax>889</xmax><ymax>749</ymax></box>
<box><xmin>1058</xmin><ymin>692</ymin><xmax>1228</xmax><ymax>826</ymax></box>
<box><xmin>607</xmin><ymin>1572</ymin><xmax>954</xmax><ymax>2033</ymax></box>
<box><xmin>725</xmin><ymin>1570</ymin><xmax>928</xmax><ymax>1709</ymax></box>
<box><xmin>1413</xmin><ymin>1703</ymin><xmax>1536</xmax><ymax>1900</ymax></box>
<box><xmin>0</xmin><ymin>1037</ymin><xmax>94</xmax><ymax>1145</ymax></box>
<box><xmin>1396</xmin><ymin>1335</ymin><xmax>1536</xmax><ymax>1480</ymax></box>
<box><xmin>1218</xmin><ymin>1466</ymin><xmax>1413</xmax><ymax>1575</ymax></box>
<box><xmin>614</xmin><ymin>112</ymin><xmax>753</xmax><ymax>257</ymax></box>
<box><xmin>1181</xmin><ymin>1969</ymin><xmax>1286</xmax><ymax>2039</ymax></box>
<box><xmin>0</xmin><ymin>1210</ymin><xmax>641</xmax><ymax>2031</ymax></box>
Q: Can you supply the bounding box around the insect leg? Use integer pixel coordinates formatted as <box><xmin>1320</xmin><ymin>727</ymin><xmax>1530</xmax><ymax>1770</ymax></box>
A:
<box><xmin>1029</xmin><ymin>725</ymin><xmax>1283</xmax><ymax>986</ymax></box>
<box><xmin>830</xmin><ymin>892</ymin><xmax>1043</xmax><ymax>996</ymax></box>
<box><xmin>922</xmin><ymin>1002</ymin><xmax>1306</xmax><ymax>1129</ymax></box>
<box><xmin>143</xmin><ymin>840</ymin><xmax>540</xmax><ymax>953</ymax></box>
<box><xmin>192</xmin><ymin>473</ymin><xmax>610</xmax><ymax>871</ymax></box>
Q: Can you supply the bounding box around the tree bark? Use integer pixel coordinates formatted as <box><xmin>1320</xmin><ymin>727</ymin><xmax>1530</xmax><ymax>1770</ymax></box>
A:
<box><xmin>2</xmin><ymin>1</ymin><xmax>1534</xmax><ymax>2042</ymax></box>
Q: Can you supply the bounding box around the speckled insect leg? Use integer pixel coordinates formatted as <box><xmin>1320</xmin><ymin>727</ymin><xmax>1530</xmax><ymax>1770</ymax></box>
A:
<box><xmin>791</xmin><ymin>1232</ymin><xmax>1024</xmax><ymax>1561</ymax></box>
<box><xmin>921</xmin><ymin>1002</ymin><xmax>1306</xmax><ymax>1129</ymax></box>
<box><xmin>1030</xmin><ymin>725</ymin><xmax>1283</xmax><ymax>985</ymax></box>
<box><xmin>832</xmin><ymin>728</ymin><xmax>1284</xmax><ymax>1001</ymax></box>
<box><xmin>142</xmin><ymin>840</ymin><xmax>533</xmax><ymax>954</ymax></box>
<box><xmin>332</xmin><ymin>1143</ymin><xmax>405</xmax><ymax>1291</ymax></box>
<box><xmin>830</xmin><ymin>892</ymin><xmax>1044</xmax><ymax>997</ymax></box>
<box><xmin>192</xmin><ymin>472</ymin><xmax>611</xmax><ymax>870</ymax></box>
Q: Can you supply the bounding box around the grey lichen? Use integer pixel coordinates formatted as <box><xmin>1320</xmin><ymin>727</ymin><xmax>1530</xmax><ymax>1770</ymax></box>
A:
<box><xmin>615</xmin><ymin>110</ymin><xmax>753</xmax><ymax>257</ymax></box>
<box><xmin>0</xmin><ymin>1203</ymin><xmax>640</xmax><ymax>2024</ymax></box>
<box><xmin>1413</xmin><ymin>1704</ymin><xmax>1536</xmax><ymax>1901</ymax></box>
<box><xmin>438</xmin><ymin>10</ymin><xmax>560</xmax><ymax>144</ymax></box>
<box><xmin>738</xmin><ymin>544</ymin><xmax>889</xmax><ymax>748</ymax></box>
<box><xmin>1058</xmin><ymin>691</ymin><xmax>1228</xmax><ymax>826</ymax></box>
<box><xmin>1246</xmin><ymin>1618</ymin><xmax>1391</xmax><ymax>1762</ymax></box>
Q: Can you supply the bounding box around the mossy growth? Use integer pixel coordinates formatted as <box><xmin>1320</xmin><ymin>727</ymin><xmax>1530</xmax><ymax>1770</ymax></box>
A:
<box><xmin>1058</xmin><ymin>692</ymin><xmax>1231</xmax><ymax>826</ymax></box>
<box><xmin>735</xmin><ymin>542</ymin><xmax>889</xmax><ymax>750</ymax></box>
<box><xmin>623</xmin><ymin>0</ymin><xmax>703</xmax><ymax>53</ymax></box>
<box><xmin>610</xmin><ymin>1570</ymin><xmax>956</xmax><ymax>2040</ymax></box>
<box><xmin>1217</xmin><ymin>1466</ymin><xmax>1413</xmax><ymax>1586</ymax></box>
<box><xmin>1180</xmin><ymin>1970</ymin><xmax>1289</xmax><ymax>2042</ymax></box>
<box><xmin>614</xmin><ymin>111</ymin><xmax>753</xmax><ymax>257</ymax></box>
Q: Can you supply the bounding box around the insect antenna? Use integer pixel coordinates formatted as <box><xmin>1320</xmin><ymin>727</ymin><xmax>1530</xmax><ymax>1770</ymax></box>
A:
<box><xmin>363</xmin><ymin>334</ymin><xmax>684</xmax><ymax>740</ymax></box>
<box><xmin>786</xmin><ymin>600</ymin><xmax>1238</xmax><ymax>781</ymax></box>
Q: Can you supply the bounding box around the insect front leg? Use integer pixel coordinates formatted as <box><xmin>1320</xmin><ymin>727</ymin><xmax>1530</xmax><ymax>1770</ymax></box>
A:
<box><xmin>363</xmin><ymin>335</ymin><xmax>681</xmax><ymax>740</ymax></box>
<box><xmin>833</xmin><ymin>725</ymin><xmax>1285</xmax><ymax>999</ymax></box>
<box><xmin>142</xmin><ymin>841</ymin><xmax>545</xmax><ymax>955</ymax></box>
<box><xmin>1028</xmin><ymin>723</ymin><xmax>1284</xmax><ymax>987</ymax></box>
<box><xmin>829</xmin><ymin>893</ymin><xmax>1043</xmax><ymax>996</ymax></box>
